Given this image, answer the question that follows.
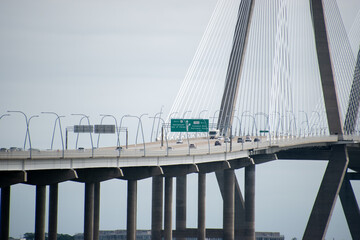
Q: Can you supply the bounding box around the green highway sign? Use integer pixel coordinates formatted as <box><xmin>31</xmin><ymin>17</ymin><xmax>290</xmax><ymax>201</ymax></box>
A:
<box><xmin>171</xmin><ymin>119</ymin><xmax>209</xmax><ymax>132</ymax></box>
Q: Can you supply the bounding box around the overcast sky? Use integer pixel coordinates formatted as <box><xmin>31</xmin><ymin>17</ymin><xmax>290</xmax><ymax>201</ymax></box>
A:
<box><xmin>1</xmin><ymin>0</ymin><xmax>359</xmax><ymax>239</ymax></box>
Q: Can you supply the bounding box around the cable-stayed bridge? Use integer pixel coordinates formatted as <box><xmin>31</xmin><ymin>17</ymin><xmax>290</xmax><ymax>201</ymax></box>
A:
<box><xmin>1</xmin><ymin>0</ymin><xmax>360</xmax><ymax>240</ymax></box>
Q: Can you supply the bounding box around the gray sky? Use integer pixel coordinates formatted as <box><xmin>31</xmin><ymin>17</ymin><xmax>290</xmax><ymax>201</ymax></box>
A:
<box><xmin>1</xmin><ymin>0</ymin><xmax>359</xmax><ymax>239</ymax></box>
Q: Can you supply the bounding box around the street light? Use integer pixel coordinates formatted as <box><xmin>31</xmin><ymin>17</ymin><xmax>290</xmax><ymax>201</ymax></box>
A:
<box><xmin>149</xmin><ymin>116</ymin><xmax>169</xmax><ymax>156</ymax></box>
<box><xmin>118</xmin><ymin>114</ymin><xmax>130</xmax><ymax>156</ymax></box>
<box><xmin>41</xmin><ymin>112</ymin><xmax>65</xmax><ymax>158</ymax></box>
<box><xmin>128</xmin><ymin>115</ymin><xmax>147</xmax><ymax>157</ymax></box>
<box><xmin>299</xmin><ymin>111</ymin><xmax>310</xmax><ymax>136</ymax></box>
<box><xmin>135</xmin><ymin>113</ymin><xmax>148</xmax><ymax>146</ymax></box>
<box><xmin>97</xmin><ymin>114</ymin><xmax>119</xmax><ymax>148</ymax></box>
<box><xmin>71</xmin><ymin>114</ymin><xmax>94</xmax><ymax>157</ymax></box>
<box><xmin>150</xmin><ymin>111</ymin><xmax>162</xmax><ymax>142</ymax></box>
<box><xmin>8</xmin><ymin>111</ymin><xmax>39</xmax><ymax>158</ymax></box>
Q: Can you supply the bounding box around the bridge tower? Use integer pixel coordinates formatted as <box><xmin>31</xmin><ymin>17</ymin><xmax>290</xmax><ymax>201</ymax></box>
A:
<box><xmin>217</xmin><ymin>0</ymin><xmax>255</xmax><ymax>136</ymax></box>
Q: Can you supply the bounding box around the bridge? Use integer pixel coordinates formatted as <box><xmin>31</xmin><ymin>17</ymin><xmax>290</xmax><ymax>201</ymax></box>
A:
<box><xmin>1</xmin><ymin>0</ymin><xmax>360</xmax><ymax>240</ymax></box>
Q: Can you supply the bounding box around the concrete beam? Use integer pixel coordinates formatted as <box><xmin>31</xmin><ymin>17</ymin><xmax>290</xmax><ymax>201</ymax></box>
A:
<box><xmin>27</xmin><ymin>169</ymin><xmax>77</xmax><ymax>185</ymax></box>
<box><xmin>303</xmin><ymin>145</ymin><xmax>349</xmax><ymax>239</ymax></box>
<box><xmin>197</xmin><ymin>161</ymin><xmax>231</xmax><ymax>173</ymax></box>
<box><xmin>75</xmin><ymin>168</ymin><xmax>122</xmax><ymax>183</ymax></box>
<box><xmin>162</xmin><ymin>164</ymin><xmax>198</xmax><ymax>177</ymax></box>
<box><xmin>119</xmin><ymin>166</ymin><xmax>161</xmax><ymax>180</ymax></box>
<box><xmin>0</xmin><ymin>171</ymin><xmax>27</xmax><ymax>187</ymax></box>
<box><xmin>276</xmin><ymin>148</ymin><xmax>331</xmax><ymax>160</ymax></box>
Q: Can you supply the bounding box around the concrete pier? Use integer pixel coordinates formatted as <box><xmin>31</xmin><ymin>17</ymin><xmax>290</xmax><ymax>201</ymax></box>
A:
<box><xmin>35</xmin><ymin>185</ymin><xmax>46</xmax><ymax>240</ymax></box>
<box><xmin>84</xmin><ymin>183</ymin><xmax>95</xmax><ymax>240</ymax></box>
<box><xmin>223</xmin><ymin>169</ymin><xmax>235</xmax><ymax>240</ymax></box>
<box><xmin>0</xmin><ymin>187</ymin><xmax>10</xmax><ymax>240</ymax></box>
<box><xmin>164</xmin><ymin>177</ymin><xmax>173</xmax><ymax>240</ymax></box>
<box><xmin>244</xmin><ymin>165</ymin><xmax>255</xmax><ymax>240</ymax></box>
<box><xmin>127</xmin><ymin>180</ymin><xmax>137</xmax><ymax>240</ymax></box>
<box><xmin>151</xmin><ymin>176</ymin><xmax>163</xmax><ymax>240</ymax></box>
<box><xmin>48</xmin><ymin>184</ymin><xmax>58</xmax><ymax>240</ymax></box>
<box><xmin>176</xmin><ymin>175</ymin><xmax>187</xmax><ymax>240</ymax></box>
<box><xmin>93</xmin><ymin>182</ymin><xmax>100</xmax><ymax>240</ymax></box>
<box><xmin>198</xmin><ymin>173</ymin><xmax>206</xmax><ymax>240</ymax></box>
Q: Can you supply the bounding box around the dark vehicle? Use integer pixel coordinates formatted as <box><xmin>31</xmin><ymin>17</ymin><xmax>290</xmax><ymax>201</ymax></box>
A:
<box><xmin>189</xmin><ymin>143</ymin><xmax>196</xmax><ymax>149</ymax></box>
<box><xmin>237</xmin><ymin>137</ymin><xmax>244</xmax><ymax>143</ymax></box>
<box><xmin>116</xmin><ymin>146</ymin><xmax>122</xmax><ymax>151</ymax></box>
<box><xmin>0</xmin><ymin>148</ymin><xmax>7</xmax><ymax>152</ymax></box>
<box><xmin>254</xmin><ymin>138</ymin><xmax>260</xmax><ymax>142</ymax></box>
<box><xmin>215</xmin><ymin>140</ymin><xmax>221</xmax><ymax>146</ymax></box>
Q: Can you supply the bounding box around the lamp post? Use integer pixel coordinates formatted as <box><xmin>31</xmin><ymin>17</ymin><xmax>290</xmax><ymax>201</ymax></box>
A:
<box><xmin>168</xmin><ymin>111</ymin><xmax>178</xmax><ymax>121</ymax></box>
<box><xmin>149</xmin><ymin>116</ymin><xmax>169</xmax><ymax>156</ymax></box>
<box><xmin>128</xmin><ymin>115</ymin><xmax>147</xmax><ymax>157</ymax></box>
<box><xmin>41</xmin><ymin>112</ymin><xmax>65</xmax><ymax>158</ymax></box>
<box><xmin>8</xmin><ymin>111</ymin><xmax>39</xmax><ymax>158</ymax></box>
<box><xmin>196</xmin><ymin>110</ymin><xmax>208</xmax><ymax>138</ymax></box>
<box><xmin>0</xmin><ymin>114</ymin><xmax>10</xmax><ymax>120</ymax></box>
<box><xmin>286</xmin><ymin>111</ymin><xmax>297</xmax><ymax>138</ymax></box>
<box><xmin>135</xmin><ymin>113</ymin><xmax>148</xmax><ymax>146</ymax></box>
<box><xmin>71</xmin><ymin>114</ymin><xmax>94</xmax><ymax>157</ymax></box>
<box><xmin>98</xmin><ymin>114</ymin><xmax>119</xmax><ymax>148</ymax></box>
<box><xmin>118</xmin><ymin>114</ymin><xmax>130</xmax><ymax>157</ymax></box>
<box><xmin>150</xmin><ymin>111</ymin><xmax>162</xmax><ymax>142</ymax></box>
<box><xmin>299</xmin><ymin>111</ymin><xmax>310</xmax><ymax>136</ymax></box>
<box><xmin>179</xmin><ymin>111</ymin><xmax>192</xmax><ymax>140</ymax></box>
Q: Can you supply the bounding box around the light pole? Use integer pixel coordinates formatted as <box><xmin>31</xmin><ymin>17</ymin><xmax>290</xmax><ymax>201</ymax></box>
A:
<box><xmin>8</xmin><ymin>111</ymin><xmax>39</xmax><ymax>158</ymax></box>
<box><xmin>196</xmin><ymin>110</ymin><xmax>208</xmax><ymax>138</ymax></box>
<box><xmin>71</xmin><ymin>114</ymin><xmax>94</xmax><ymax>157</ymax></box>
<box><xmin>128</xmin><ymin>115</ymin><xmax>147</xmax><ymax>157</ymax></box>
<box><xmin>299</xmin><ymin>111</ymin><xmax>310</xmax><ymax>136</ymax></box>
<box><xmin>179</xmin><ymin>111</ymin><xmax>191</xmax><ymax>140</ymax></box>
<box><xmin>149</xmin><ymin>116</ymin><xmax>169</xmax><ymax>156</ymax></box>
<box><xmin>150</xmin><ymin>111</ymin><xmax>162</xmax><ymax>142</ymax></box>
<box><xmin>41</xmin><ymin>112</ymin><xmax>65</xmax><ymax>158</ymax></box>
<box><xmin>118</xmin><ymin>114</ymin><xmax>130</xmax><ymax>156</ymax></box>
<box><xmin>135</xmin><ymin>113</ymin><xmax>148</xmax><ymax>146</ymax></box>
<box><xmin>98</xmin><ymin>114</ymin><xmax>119</xmax><ymax>148</ymax></box>
<box><xmin>0</xmin><ymin>114</ymin><xmax>10</xmax><ymax>120</ymax></box>
<box><xmin>286</xmin><ymin>111</ymin><xmax>297</xmax><ymax>137</ymax></box>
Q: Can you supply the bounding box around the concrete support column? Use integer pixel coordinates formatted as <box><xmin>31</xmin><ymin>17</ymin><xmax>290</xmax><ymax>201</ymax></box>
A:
<box><xmin>0</xmin><ymin>186</ymin><xmax>10</xmax><ymax>240</ymax></box>
<box><xmin>198</xmin><ymin>173</ymin><xmax>206</xmax><ymax>240</ymax></box>
<box><xmin>339</xmin><ymin>175</ymin><xmax>360</xmax><ymax>239</ymax></box>
<box><xmin>48</xmin><ymin>184</ymin><xmax>58</xmax><ymax>240</ymax></box>
<box><xmin>84</xmin><ymin>183</ymin><xmax>95</xmax><ymax>240</ymax></box>
<box><xmin>127</xmin><ymin>180</ymin><xmax>137</xmax><ymax>240</ymax></box>
<box><xmin>35</xmin><ymin>185</ymin><xmax>46</xmax><ymax>240</ymax></box>
<box><xmin>176</xmin><ymin>175</ymin><xmax>186</xmax><ymax>240</ymax></box>
<box><xmin>164</xmin><ymin>177</ymin><xmax>173</xmax><ymax>240</ymax></box>
<box><xmin>93</xmin><ymin>182</ymin><xmax>100</xmax><ymax>240</ymax></box>
<box><xmin>151</xmin><ymin>176</ymin><xmax>163</xmax><ymax>240</ymax></box>
<box><xmin>303</xmin><ymin>145</ymin><xmax>349</xmax><ymax>240</ymax></box>
<box><xmin>244</xmin><ymin>165</ymin><xmax>255</xmax><ymax>240</ymax></box>
<box><xmin>223</xmin><ymin>169</ymin><xmax>235</xmax><ymax>240</ymax></box>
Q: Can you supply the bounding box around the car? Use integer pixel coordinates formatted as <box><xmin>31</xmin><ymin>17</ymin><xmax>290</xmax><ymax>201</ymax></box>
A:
<box><xmin>224</xmin><ymin>137</ymin><xmax>230</xmax><ymax>143</ymax></box>
<box><xmin>78</xmin><ymin>147</ymin><xmax>85</xmax><ymax>151</ymax></box>
<box><xmin>215</xmin><ymin>140</ymin><xmax>221</xmax><ymax>146</ymax></box>
<box><xmin>245</xmin><ymin>136</ymin><xmax>252</xmax><ymax>142</ymax></box>
<box><xmin>189</xmin><ymin>144</ymin><xmax>196</xmax><ymax>149</ymax></box>
<box><xmin>237</xmin><ymin>137</ymin><xmax>244</xmax><ymax>143</ymax></box>
<box><xmin>176</xmin><ymin>139</ymin><xmax>183</xmax><ymax>144</ymax></box>
<box><xmin>116</xmin><ymin>146</ymin><xmax>122</xmax><ymax>151</ymax></box>
<box><xmin>0</xmin><ymin>148</ymin><xmax>7</xmax><ymax>152</ymax></box>
<box><xmin>254</xmin><ymin>138</ymin><xmax>260</xmax><ymax>142</ymax></box>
